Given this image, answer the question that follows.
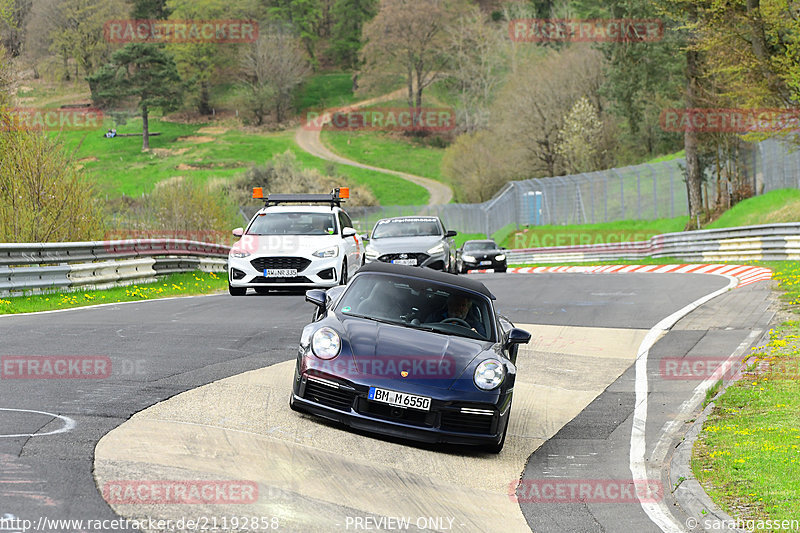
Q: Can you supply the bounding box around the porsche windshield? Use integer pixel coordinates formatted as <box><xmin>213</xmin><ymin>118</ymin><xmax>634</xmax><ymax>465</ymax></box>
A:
<box><xmin>247</xmin><ymin>212</ymin><xmax>336</xmax><ymax>235</ymax></box>
<box><xmin>336</xmin><ymin>274</ymin><xmax>495</xmax><ymax>342</ymax></box>
<box><xmin>371</xmin><ymin>219</ymin><xmax>441</xmax><ymax>239</ymax></box>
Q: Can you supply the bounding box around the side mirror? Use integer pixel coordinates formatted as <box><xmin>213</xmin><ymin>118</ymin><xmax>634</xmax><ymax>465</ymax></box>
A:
<box><xmin>342</xmin><ymin>227</ymin><xmax>357</xmax><ymax>237</ymax></box>
<box><xmin>232</xmin><ymin>227</ymin><xmax>244</xmax><ymax>237</ymax></box>
<box><xmin>506</xmin><ymin>328</ymin><xmax>531</xmax><ymax>345</ymax></box>
<box><xmin>445</xmin><ymin>230</ymin><xmax>457</xmax><ymax>238</ymax></box>
<box><xmin>360</xmin><ymin>233</ymin><xmax>370</xmax><ymax>241</ymax></box>
<box><xmin>305</xmin><ymin>289</ymin><xmax>327</xmax><ymax>308</ymax></box>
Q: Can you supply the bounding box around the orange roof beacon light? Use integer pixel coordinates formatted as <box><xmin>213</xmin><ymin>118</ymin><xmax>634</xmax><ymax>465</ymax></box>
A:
<box><xmin>337</xmin><ymin>187</ymin><xmax>350</xmax><ymax>199</ymax></box>
<box><xmin>252</xmin><ymin>187</ymin><xmax>264</xmax><ymax>199</ymax></box>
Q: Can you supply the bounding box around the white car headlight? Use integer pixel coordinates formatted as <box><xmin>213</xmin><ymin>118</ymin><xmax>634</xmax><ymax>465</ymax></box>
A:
<box><xmin>311</xmin><ymin>327</ymin><xmax>341</xmax><ymax>360</ymax></box>
<box><xmin>474</xmin><ymin>359</ymin><xmax>505</xmax><ymax>390</ymax></box>
<box><xmin>462</xmin><ymin>254</ymin><xmax>476</xmax><ymax>262</ymax></box>
<box><xmin>495</xmin><ymin>254</ymin><xmax>506</xmax><ymax>261</ymax></box>
<box><xmin>230</xmin><ymin>249</ymin><xmax>250</xmax><ymax>258</ymax></box>
<box><xmin>427</xmin><ymin>243</ymin><xmax>444</xmax><ymax>254</ymax></box>
<box><xmin>312</xmin><ymin>245</ymin><xmax>339</xmax><ymax>258</ymax></box>
<box><xmin>365</xmin><ymin>246</ymin><xmax>379</xmax><ymax>260</ymax></box>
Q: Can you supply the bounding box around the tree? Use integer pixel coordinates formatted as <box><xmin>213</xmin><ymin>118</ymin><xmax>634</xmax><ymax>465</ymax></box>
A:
<box><xmin>0</xmin><ymin>0</ymin><xmax>32</xmax><ymax>58</ymax></box>
<box><xmin>556</xmin><ymin>97</ymin><xmax>605</xmax><ymax>174</ymax></box>
<box><xmin>329</xmin><ymin>0</ymin><xmax>377</xmax><ymax>69</ymax></box>
<box><xmin>166</xmin><ymin>0</ymin><xmax>239</xmax><ymax>115</ymax></box>
<box><xmin>0</xmin><ymin>130</ymin><xmax>105</xmax><ymax>242</ymax></box>
<box><xmin>128</xmin><ymin>0</ymin><xmax>171</xmax><ymax>19</ymax></box>
<box><xmin>444</xmin><ymin>6</ymin><xmax>506</xmax><ymax>133</ymax></box>
<box><xmin>48</xmin><ymin>0</ymin><xmax>126</xmax><ymax>78</ymax></box>
<box><xmin>87</xmin><ymin>44</ymin><xmax>183</xmax><ymax>151</ymax></box>
<box><xmin>240</xmin><ymin>24</ymin><xmax>310</xmax><ymax>124</ymax></box>
<box><xmin>360</xmin><ymin>0</ymin><xmax>469</xmax><ymax>130</ymax></box>
<box><xmin>264</xmin><ymin>0</ymin><xmax>323</xmax><ymax>69</ymax></box>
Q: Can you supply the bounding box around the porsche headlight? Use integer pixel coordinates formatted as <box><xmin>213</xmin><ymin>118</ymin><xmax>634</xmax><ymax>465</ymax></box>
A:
<box><xmin>474</xmin><ymin>359</ymin><xmax>505</xmax><ymax>390</ymax></box>
<box><xmin>462</xmin><ymin>254</ymin><xmax>476</xmax><ymax>262</ymax></box>
<box><xmin>312</xmin><ymin>246</ymin><xmax>339</xmax><ymax>258</ymax></box>
<box><xmin>427</xmin><ymin>242</ymin><xmax>445</xmax><ymax>255</ymax></box>
<box><xmin>495</xmin><ymin>254</ymin><xmax>506</xmax><ymax>261</ymax></box>
<box><xmin>311</xmin><ymin>327</ymin><xmax>341</xmax><ymax>360</ymax></box>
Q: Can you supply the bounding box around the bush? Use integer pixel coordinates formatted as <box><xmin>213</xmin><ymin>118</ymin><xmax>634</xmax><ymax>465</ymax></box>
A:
<box><xmin>0</xmin><ymin>128</ymin><xmax>106</xmax><ymax>242</ymax></box>
<box><xmin>230</xmin><ymin>151</ymin><xmax>377</xmax><ymax>206</ymax></box>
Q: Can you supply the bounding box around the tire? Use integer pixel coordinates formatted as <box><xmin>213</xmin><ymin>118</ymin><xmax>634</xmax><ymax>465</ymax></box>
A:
<box><xmin>484</xmin><ymin>407</ymin><xmax>510</xmax><ymax>453</ymax></box>
<box><xmin>228</xmin><ymin>283</ymin><xmax>246</xmax><ymax>296</ymax></box>
<box><xmin>339</xmin><ymin>259</ymin><xmax>348</xmax><ymax>285</ymax></box>
<box><xmin>255</xmin><ymin>287</ymin><xmax>270</xmax><ymax>295</ymax></box>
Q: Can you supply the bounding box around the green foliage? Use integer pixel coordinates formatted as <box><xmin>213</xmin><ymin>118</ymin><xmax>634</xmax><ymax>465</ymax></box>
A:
<box><xmin>166</xmin><ymin>0</ymin><xmax>236</xmax><ymax>114</ymax></box>
<box><xmin>294</xmin><ymin>72</ymin><xmax>359</xmax><ymax>111</ymax></box>
<box><xmin>264</xmin><ymin>0</ymin><xmax>323</xmax><ymax>69</ymax></box>
<box><xmin>128</xmin><ymin>0</ymin><xmax>171</xmax><ymax>19</ymax></box>
<box><xmin>329</xmin><ymin>0</ymin><xmax>377</xmax><ymax>69</ymax></box>
<box><xmin>0</xmin><ymin>129</ymin><xmax>105</xmax><ymax>242</ymax></box>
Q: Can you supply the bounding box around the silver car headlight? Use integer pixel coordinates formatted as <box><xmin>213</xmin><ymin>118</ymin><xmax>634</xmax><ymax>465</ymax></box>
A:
<box><xmin>495</xmin><ymin>254</ymin><xmax>506</xmax><ymax>261</ymax></box>
<box><xmin>230</xmin><ymin>249</ymin><xmax>251</xmax><ymax>258</ymax></box>
<box><xmin>311</xmin><ymin>327</ymin><xmax>341</xmax><ymax>360</ymax></box>
<box><xmin>474</xmin><ymin>359</ymin><xmax>505</xmax><ymax>390</ymax></box>
<box><xmin>462</xmin><ymin>254</ymin><xmax>476</xmax><ymax>262</ymax></box>
<box><xmin>365</xmin><ymin>246</ymin><xmax>379</xmax><ymax>260</ymax></box>
<box><xmin>427</xmin><ymin>243</ymin><xmax>444</xmax><ymax>255</ymax></box>
<box><xmin>312</xmin><ymin>245</ymin><xmax>339</xmax><ymax>258</ymax></box>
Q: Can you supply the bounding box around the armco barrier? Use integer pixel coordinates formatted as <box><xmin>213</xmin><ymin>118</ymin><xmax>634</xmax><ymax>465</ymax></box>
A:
<box><xmin>507</xmin><ymin>223</ymin><xmax>800</xmax><ymax>264</ymax></box>
<box><xmin>0</xmin><ymin>239</ymin><xmax>229</xmax><ymax>297</ymax></box>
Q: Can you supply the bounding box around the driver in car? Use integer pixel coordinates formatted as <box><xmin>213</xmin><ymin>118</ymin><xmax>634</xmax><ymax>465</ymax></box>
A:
<box><xmin>428</xmin><ymin>294</ymin><xmax>486</xmax><ymax>337</ymax></box>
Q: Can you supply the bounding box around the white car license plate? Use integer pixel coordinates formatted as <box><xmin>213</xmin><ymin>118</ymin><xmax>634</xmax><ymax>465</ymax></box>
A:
<box><xmin>264</xmin><ymin>269</ymin><xmax>297</xmax><ymax>277</ymax></box>
<box><xmin>392</xmin><ymin>259</ymin><xmax>417</xmax><ymax>266</ymax></box>
<box><xmin>368</xmin><ymin>387</ymin><xmax>431</xmax><ymax>411</ymax></box>
<box><xmin>480</xmin><ymin>260</ymin><xmax>492</xmax><ymax>265</ymax></box>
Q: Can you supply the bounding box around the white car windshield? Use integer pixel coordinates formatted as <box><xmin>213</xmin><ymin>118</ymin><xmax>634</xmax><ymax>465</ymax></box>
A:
<box><xmin>372</xmin><ymin>218</ymin><xmax>441</xmax><ymax>239</ymax></box>
<box><xmin>248</xmin><ymin>212</ymin><xmax>337</xmax><ymax>235</ymax></box>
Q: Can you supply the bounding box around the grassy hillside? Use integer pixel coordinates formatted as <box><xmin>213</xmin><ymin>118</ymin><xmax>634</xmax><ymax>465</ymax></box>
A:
<box><xmin>707</xmin><ymin>189</ymin><xmax>800</xmax><ymax>228</ymax></box>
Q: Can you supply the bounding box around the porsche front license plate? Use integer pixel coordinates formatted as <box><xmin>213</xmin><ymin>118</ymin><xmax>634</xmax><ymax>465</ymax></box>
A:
<box><xmin>265</xmin><ymin>269</ymin><xmax>297</xmax><ymax>277</ymax></box>
<box><xmin>392</xmin><ymin>259</ymin><xmax>417</xmax><ymax>266</ymax></box>
<box><xmin>368</xmin><ymin>387</ymin><xmax>431</xmax><ymax>411</ymax></box>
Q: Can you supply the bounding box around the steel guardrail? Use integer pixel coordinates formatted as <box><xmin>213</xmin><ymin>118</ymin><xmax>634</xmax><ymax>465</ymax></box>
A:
<box><xmin>506</xmin><ymin>223</ymin><xmax>800</xmax><ymax>265</ymax></box>
<box><xmin>0</xmin><ymin>239</ymin><xmax>229</xmax><ymax>296</ymax></box>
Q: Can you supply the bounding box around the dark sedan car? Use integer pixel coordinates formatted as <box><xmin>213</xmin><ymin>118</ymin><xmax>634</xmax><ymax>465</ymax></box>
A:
<box><xmin>456</xmin><ymin>239</ymin><xmax>507</xmax><ymax>273</ymax></box>
<box><xmin>289</xmin><ymin>262</ymin><xmax>530</xmax><ymax>452</ymax></box>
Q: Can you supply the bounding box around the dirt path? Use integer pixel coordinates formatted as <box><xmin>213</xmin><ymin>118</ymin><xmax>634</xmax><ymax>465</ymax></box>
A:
<box><xmin>294</xmin><ymin>89</ymin><xmax>453</xmax><ymax>205</ymax></box>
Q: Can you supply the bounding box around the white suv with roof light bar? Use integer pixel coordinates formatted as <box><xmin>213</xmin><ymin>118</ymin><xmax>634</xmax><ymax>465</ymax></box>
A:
<box><xmin>227</xmin><ymin>188</ymin><xmax>363</xmax><ymax>295</ymax></box>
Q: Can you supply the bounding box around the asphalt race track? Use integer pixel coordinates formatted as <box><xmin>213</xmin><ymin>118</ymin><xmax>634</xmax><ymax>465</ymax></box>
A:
<box><xmin>0</xmin><ymin>272</ymin><xmax>774</xmax><ymax>532</ymax></box>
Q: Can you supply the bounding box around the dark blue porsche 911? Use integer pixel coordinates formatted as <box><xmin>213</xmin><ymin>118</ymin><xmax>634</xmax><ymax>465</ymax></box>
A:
<box><xmin>289</xmin><ymin>262</ymin><xmax>531</xmax><ymax>453</ymax></box>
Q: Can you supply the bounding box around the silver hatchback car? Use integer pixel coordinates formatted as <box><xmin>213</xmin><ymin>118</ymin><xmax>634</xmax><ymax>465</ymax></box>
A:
<box><xmin>363</xmin><ymin>216</ymin><xmax>458</xmax><ymax>273</ymax></box>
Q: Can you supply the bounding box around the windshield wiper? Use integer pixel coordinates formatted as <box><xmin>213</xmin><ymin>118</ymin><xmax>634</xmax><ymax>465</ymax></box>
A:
<box><xmin>341</xmin><ymin>312</ymin><xmax>404</xmax><ymax>326</ymax></box>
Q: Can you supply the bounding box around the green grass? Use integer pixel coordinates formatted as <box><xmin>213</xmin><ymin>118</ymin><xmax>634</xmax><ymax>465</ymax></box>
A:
<box><xmin>295</xmin><ymin>72</ymin><xmax>361</xmax><ymax>111</ymax></box>
<box><xmin>52</xmin><ymin>118</ymin><xmax>427</xmax><ymax>205</ymax></box>
<box><xmin>707</xmin><ymin>189</ymin><xmax>800</xmax><ymax>229</ymax></box>
<box><xmin>319</xmin><ymin>96</ymin><xmax>451</xmax><ymax>190</ymax></box>
<box><xmin>322</xmin><ymin>130</ymin><xmax>449</xmax><ymax>184</ymax></box>
<box><xmin>503</xmin><ymin>217</ymin><xmax>689</xmax><ymax>249</ymax></box>
<box><xmin>644</xmin><ymin>150</ymin><xmax>685</xmax><ymax>164</ymax></box>
<box><xmin>0</xmin><ymin>271</ymin><xmax>226</xmax><ymax>314</ymax></box>
<box><xmin>692</xmin><ymin>261</ymin><xmax>800</xmax><ymax>523</ymax></box>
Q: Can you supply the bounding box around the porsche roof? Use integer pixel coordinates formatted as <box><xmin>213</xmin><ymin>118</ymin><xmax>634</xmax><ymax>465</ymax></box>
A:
<box><xmin>356</xmin><ymin>262</ymin><xmax>495</xmax><ymax>299</ymax></box>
